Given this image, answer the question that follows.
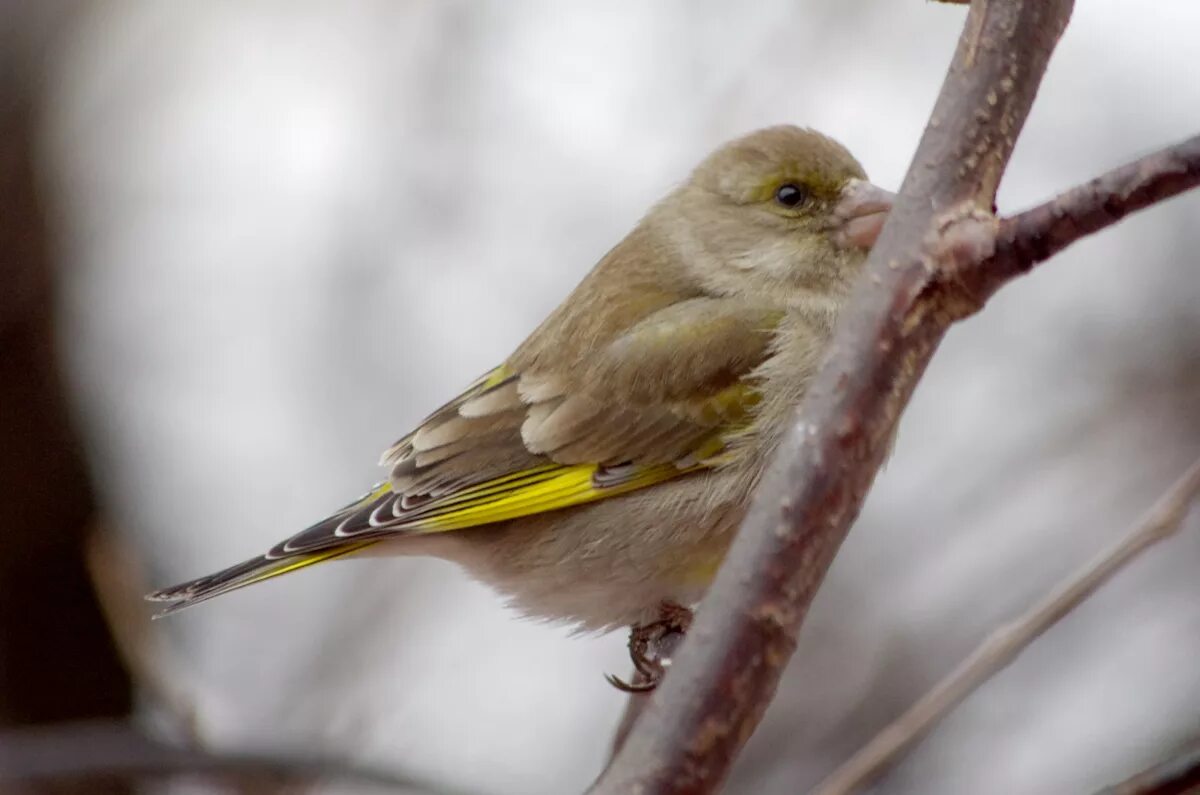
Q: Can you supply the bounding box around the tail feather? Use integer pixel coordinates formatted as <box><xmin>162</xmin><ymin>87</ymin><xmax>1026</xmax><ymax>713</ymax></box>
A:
<box><xmin>146</xmin><ymin>540</ymin><xmax>377</xmax><ymax>618</ymax></box>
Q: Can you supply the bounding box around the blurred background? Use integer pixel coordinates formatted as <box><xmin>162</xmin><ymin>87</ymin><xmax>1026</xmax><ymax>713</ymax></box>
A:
<box><xmin>2</xmin><ymin>1</ymin><xmax>1198</xmax><ymax>793</ymax></box>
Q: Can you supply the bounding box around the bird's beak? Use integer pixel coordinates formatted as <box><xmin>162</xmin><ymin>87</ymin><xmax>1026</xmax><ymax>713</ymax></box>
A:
<box><xmin>831</xmin><ymin>178</ymin><xmax>894</xmax><ymax>250</ymax></box>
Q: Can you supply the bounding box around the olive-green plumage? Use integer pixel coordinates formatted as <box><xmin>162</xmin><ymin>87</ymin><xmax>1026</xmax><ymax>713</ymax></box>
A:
<box><xmin>149</xmin><ymin>125</ymin><xmax>893</xmax><ymax>632</ymax></box>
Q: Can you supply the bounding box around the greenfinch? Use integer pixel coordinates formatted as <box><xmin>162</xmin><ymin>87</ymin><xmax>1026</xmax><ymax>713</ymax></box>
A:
<box><xmin>148</xmin><ymin>125</ymin><xmax>892</xmax><ymax>645</ymax></box>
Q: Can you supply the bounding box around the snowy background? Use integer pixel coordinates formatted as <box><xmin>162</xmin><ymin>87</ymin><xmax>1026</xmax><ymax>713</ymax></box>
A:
<box><xmin>24</xmin><ymin>1</ymin><xmax>1200</xmax><ymax>792</ymax></box>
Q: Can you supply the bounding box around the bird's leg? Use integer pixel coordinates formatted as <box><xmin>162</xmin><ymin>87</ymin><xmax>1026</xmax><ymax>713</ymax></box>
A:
<box><xmin>605</xmin><ymin>601</ymin><xmax>694</xmax><ymax>693</ymax></box>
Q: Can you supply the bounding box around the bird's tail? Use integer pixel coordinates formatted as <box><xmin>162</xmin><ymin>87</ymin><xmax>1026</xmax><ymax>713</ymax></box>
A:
<box><xmin>145</xmin><ymin>540</ymin><xmax>377</xmax><ymax>618</ymax></box>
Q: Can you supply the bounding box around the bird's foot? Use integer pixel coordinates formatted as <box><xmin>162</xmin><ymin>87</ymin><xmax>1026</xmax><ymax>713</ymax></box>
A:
<box><xmin>605</xmin><ymin>601</ymin><xmax>694</xmax><ymax>693</ymax></box>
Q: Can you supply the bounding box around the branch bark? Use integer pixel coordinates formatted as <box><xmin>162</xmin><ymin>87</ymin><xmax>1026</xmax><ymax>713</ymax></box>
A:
<box><xmin>592</xmin><ymin>1</ymin><xmax>1075</xmax><ymax>791</ymax></box>
<box><xmin>982</xmin><ymin>133</ymin><xmax>1200</xmax><ymax>293</ymax></box>
<box><xmin>813</xmin><ymin>458</ymin><xmax>1200</xmax><ymax>795</ymax></box>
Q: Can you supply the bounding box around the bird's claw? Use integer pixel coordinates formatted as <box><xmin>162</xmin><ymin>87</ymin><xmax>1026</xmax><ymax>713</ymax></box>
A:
<box><xmin>604</xmin><ymin>672</ymin><xmax>659</xmax><ymax>693</ymax></box>
<box><xmin>605</xmin><ymin>601</ymin><xmax>693</xmax><ymax>693</ymax></box>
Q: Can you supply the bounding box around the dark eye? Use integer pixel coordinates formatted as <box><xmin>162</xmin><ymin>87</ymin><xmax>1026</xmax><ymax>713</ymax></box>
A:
<box><xmin>774</xmin><ymin>183</ymin><xmax>809</xmax><ymax>208</ymax></box>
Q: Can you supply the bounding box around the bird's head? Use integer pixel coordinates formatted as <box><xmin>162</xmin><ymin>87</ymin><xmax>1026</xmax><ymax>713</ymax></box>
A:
<box><xmin>655</xmin><ymin>125</ymin><xmax>893</xmax><ymax>304</ymax></box>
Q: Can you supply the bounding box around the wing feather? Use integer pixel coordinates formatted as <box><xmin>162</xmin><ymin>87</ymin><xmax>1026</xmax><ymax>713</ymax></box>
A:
<box><xmin>301</xmin><ymin>300</ymin><xmax>778</xmax><ymax>550</ymax></box>
<box><xmin>149</xmin><ymin>298</ymin><xmax>781</xmax><ymax>613</ymax></box>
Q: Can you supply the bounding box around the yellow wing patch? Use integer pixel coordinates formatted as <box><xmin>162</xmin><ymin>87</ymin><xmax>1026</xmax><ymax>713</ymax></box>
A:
<box><xmin>406</xmin><ymin>460</ymin><xmax>700</xmax><ymax>532</ymax></box>
<box><xmin>243</xmin><ymin>540</ymin><xmax>378</xmax><ymax>585</ymax></box>
<box><xmin>280</xmin><ymin>358</ymin><xmax>763</xmax><ymax>556</ymax></box>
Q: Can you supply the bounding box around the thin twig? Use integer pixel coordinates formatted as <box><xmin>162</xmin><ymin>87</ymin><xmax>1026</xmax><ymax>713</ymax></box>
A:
<box><xmin>593</xmin><ymin>2</ymin><xmax>1075</xmax><ymax>791</ymax></box>
<box><xmin>813</xmin><ymin>458</ymin><xmax>1200</xmax><ymax>795</ymax></box>
<box><xmin>1093</xmin><ymin>738</ymin><xmax>1200</xmax><ymax>795</ymax></box>
<box><xmin>0</xmin><ymin>719</ymin><xmax>463</xmax><ymax>794</ymax></box>
<box><xmin>85</xmin><ymin>523</ymin><xmax>207</xmax><ymax>740</ymax></box>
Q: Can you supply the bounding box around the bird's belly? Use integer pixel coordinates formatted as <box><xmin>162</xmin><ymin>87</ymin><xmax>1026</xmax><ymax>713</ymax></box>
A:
<box><xmin>422</xmin><ymin>468</ymin><xmax>750</xmax><ymax>632</ymax></box>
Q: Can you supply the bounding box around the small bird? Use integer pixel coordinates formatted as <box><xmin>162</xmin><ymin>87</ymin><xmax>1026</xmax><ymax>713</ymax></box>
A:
<box><xmin>148</xmin><ymin>125</ymin><xmax>892</xmax><ymax>685</ymax></box>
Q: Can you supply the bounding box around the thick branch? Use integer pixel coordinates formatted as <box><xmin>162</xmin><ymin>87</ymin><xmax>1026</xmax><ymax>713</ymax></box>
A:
<box><xmin>592</xmin><ymin>2</ymin><xmax>1074</xmax><ymax>791</ymax></box>
<box><xmin>813</xmin><ymin>458</ymin><xmax>1200</xmax><ymax>795</ymax></box>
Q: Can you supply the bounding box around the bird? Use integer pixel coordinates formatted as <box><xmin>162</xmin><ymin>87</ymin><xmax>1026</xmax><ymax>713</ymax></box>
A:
<box><xmin>147</xmin><ymin>125</ymin><xmax>892</xmax><ymax>686</ymax></box>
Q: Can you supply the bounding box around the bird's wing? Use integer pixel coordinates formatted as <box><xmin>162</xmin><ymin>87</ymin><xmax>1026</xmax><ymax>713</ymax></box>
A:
<box><xmin>290</xmin><ymin>297</ymin><xmax>778</xmax><ymax>545</ymax></box>
<box><xmin>147</xmin><ymin>298</ymin><xmax>779</xmax><ymax>613</ymax></box>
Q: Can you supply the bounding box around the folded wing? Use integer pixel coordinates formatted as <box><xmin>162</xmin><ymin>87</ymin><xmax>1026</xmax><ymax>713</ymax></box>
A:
<box><xmin>147</xmin><ymin>298</ymin><xmax>779</xmax><ymax>614</ymax></box>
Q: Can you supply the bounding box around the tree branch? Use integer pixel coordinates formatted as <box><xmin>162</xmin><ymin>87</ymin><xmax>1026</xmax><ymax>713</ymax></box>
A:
<box><xmin>1094</xmin><ymin>739</ymin><xmax>1200</xmax><ymax>795</ymax></box>
<box><xmin>0</xmin><ymin>719</ymin><xmax>464</xmax><ymax>794</ymax></box>
<box><xmin>979</xmin><ymin>133</ymin><xmax>1200</xmax><ymax>295</ymax></box>
<box><xmin>813</xmin><ymin>458</ymin><xmax>1200</xmax><ymax>795</ymax></box>
<box><xmin>592</xmin><ymin>1</ymin><xmax>1074</xmax><ymax>790</ymax></box>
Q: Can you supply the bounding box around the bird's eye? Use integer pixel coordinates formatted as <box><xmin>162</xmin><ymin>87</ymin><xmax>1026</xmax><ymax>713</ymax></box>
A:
<box><xmin>774</xmin><ymin>183</ymin><xmax>809</xmax><ymax>208</ymax></box>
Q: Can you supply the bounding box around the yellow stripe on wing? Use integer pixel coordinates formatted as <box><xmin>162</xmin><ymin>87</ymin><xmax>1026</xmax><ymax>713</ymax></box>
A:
<box><xmin>406</xmin><ymin>461</ymin><xmax>701</xmax><ymax>532</ymax></box>
<box><xmin>243</xmin><ymin>539</ymin><xmax>380</xmax><ymax>587</ymax></box>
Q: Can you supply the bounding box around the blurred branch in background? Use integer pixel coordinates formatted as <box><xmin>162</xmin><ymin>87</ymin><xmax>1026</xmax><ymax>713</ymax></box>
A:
<box><xmin>1094</xmin><ymin>739</ymin><xmax>1200</xmax><ymax>795</ymax></box>
<box><xmin>0</xmin><ymin>719</ymin><xmax>465</xmax><ymax>795</ymax></box>
<box><xmin>0</xmin><ymin>4</ymin><xmax>133</xmax><ymax>793</ymax></box>
<box><xmin>85</xmin><ymin>524</ymin><xmax>208</xmax><ymax>740</ymax></box>
<box><xmin>815</xmin><ymin>458</ymin><xmax>1200</xmax><ymax>795</ymax></box>
<box><xmin>1</xmin><ymin>529</ymin><xmax>472</xmax><ymax>795</ymax></box>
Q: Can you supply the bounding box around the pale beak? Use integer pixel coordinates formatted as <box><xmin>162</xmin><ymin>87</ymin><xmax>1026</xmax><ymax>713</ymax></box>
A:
<box><xmin>831</xmin><ymin>178</ymin><xmax>895</xmax><ymax>250</ymax></box>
